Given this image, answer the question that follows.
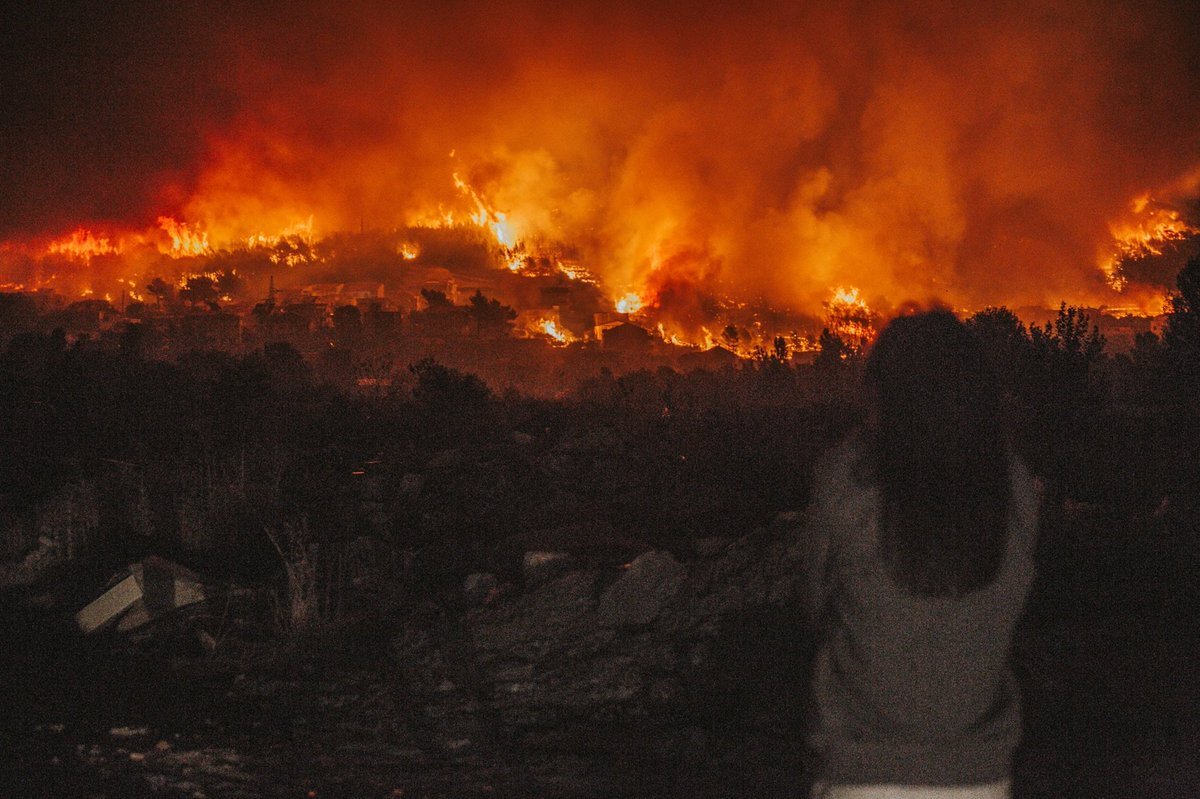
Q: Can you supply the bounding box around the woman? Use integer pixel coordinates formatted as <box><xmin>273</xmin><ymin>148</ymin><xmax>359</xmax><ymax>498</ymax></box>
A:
<box><xmin>801</xmin><ymin>310</ymin><xmax>1038</xmax><ymax>799</ymax></box>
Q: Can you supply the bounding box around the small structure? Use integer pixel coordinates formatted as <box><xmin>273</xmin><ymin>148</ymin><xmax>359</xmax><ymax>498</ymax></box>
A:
<box><xmin>75</xmin><ymin>556</ymin><xmax>209</xmax><ymax>634</ymax></box>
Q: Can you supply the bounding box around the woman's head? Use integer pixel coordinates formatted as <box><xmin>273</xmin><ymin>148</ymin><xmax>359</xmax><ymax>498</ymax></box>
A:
<box><xmin>864</xmin><ymin>309</ymin><xmax>1009</xmax><ymax>597</ymax></box>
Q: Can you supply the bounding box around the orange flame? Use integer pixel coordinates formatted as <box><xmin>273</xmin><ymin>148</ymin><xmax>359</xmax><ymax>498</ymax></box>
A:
<box><xmin>47</xmin><ymin>228</ymin><xmax>120</xmax><ymax>260</ymax></box>
<box><xmin>615</xmin><ymin>292</ymin><xmax>643</xmax><ymax>314</ymax></box>
<box><xmin>534</xmin><ymin>318</ymin><xmax>575</xmax><ymax>344</ymax></box>
<box><xmin>1100</xmin><ymin>194</ymin><xmax>1197</xmax><ymax>292</ymax></box>
<box><xmin>157</xmin><ymin>217</ymin><xmax>210</xmax><ymax>256</ymax></box>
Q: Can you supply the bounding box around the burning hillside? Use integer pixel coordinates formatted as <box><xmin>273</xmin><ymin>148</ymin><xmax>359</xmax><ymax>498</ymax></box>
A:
<box><xmin>2</xmin><ymin>0</ymin><xmax>1199</xmax><ymax>339</ymax></box>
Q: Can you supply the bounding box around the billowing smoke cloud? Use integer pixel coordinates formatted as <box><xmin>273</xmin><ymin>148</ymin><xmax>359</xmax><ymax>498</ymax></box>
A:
<box><xmin>4</xmin><ymin>0</ymin><xmax>1199</xmax><ymax>315</ymax></box>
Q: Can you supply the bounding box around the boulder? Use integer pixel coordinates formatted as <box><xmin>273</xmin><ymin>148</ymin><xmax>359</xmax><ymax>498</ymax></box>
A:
<box><xmin>597</xmin><ymin>550</ymin><xmax>686</xmax><ymax>627</ymax></box>
<box><xmin>521</xmin><ymin>551</ymin><xmax>575</xmax><ymax>586</ymax></box>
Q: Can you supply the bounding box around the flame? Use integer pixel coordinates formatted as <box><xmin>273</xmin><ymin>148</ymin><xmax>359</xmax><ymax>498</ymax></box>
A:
<box><xmin>504</xmin><ymin>250</ymin><xmax>525</xmax><ymax>272</ymax></box>
<box><xmin>1100</xmin><ymin>194</ymin><xmax>1197</xmax><ymax>291</ymax></box>
<box><xmin>615</xmin><ymin>292</ymin><xmax>643</xmax><ymax>314</ymax></box>
<box><xmin>453</xmin><ymin>173</ymin><xmax>518</xmax><ymax>248</ymax></box>
<box><xmin>157</xmin><ymin>217</ymin><xmax>210</xmax><ymax>256</ymax></box>
<box><xmin>399</xmin><ymin>242</ymin><xmax>420</xmax><ymax>260</ymax></box>
<box><xmin>47</xmin><ymin>228</ymin><xmax>120</xmax><ymax>260</ymax></box>
<box><xmin>534</xmin><ymin>318</ymin><xmax>575</xmax><ymax>344</ymax></box>
<box><xmin>824</xmin><ymin>285</ymin><xmax>876</xmax><ymax>345</ymax></box>
<box><xmin>555</xmin><ymin>260</ymin><xmax>597</xmax><ymax>284</ymax></box>
<box><xmin>245</xmin><ymin>216</ymin><xmax>315</xmax><ymax>249</ymax></box>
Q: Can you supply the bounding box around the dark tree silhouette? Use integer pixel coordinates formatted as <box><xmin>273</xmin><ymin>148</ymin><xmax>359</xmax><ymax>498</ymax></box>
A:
<box><xmin>814</xmin><ymin>328</ymin><xmax>854</xmax><ymax>369</ymax></box>
<box><xmin>467</xmin><ymin>290</ymin><xmax>516</xmax><ymax>337</ymax></box>
<box><xmin>1163</xmin><ymin>255</ymin><xmax>1200</xmax><ymax>394</ymax></box>
<box><xmin>146</xmin><ymin>277</ymin><xmax>174</xmax><ymax>308</ymax></box>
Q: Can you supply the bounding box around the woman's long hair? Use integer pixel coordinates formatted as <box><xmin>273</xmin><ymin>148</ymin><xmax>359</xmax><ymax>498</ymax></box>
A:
<box><xmin>865</xmin><ymin>310</ymin><xmax>1009</xmax><ymax>597</ymax></box>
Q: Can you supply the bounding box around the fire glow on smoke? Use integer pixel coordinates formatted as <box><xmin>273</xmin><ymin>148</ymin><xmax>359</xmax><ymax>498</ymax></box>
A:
<box><xmin>2</xmin><ymin>0</ymin><xmax>1199</xmax><ymax>331</ymax></box>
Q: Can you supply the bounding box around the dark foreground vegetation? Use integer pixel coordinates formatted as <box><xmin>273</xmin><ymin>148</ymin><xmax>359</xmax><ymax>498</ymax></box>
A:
<box><xmin>2</xmin><ymin>259</ymin><xmax>1200</xmax><ymax>797</ymax></box>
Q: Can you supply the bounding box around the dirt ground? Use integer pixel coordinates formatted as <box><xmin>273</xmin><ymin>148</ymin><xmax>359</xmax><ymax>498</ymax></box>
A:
<box><xmin>3</xmin><ymin>516</ymin><xmax>1198</xmax><ymax>799</ymax></box>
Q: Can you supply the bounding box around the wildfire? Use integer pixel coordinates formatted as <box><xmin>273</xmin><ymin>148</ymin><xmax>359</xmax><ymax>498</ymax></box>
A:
<box><xmin>824</xmin><ymin>285</ymin><xmax>876</xmax><ymax>345</ymax></box>
<box><xmin>47</xmin><ymin>228</ymin><xmax>120</xmax><ymax>260</ymax></box>
<box><xmin>453</xmin><ymin>173</ymin><xmax>517</xmax><ymax>248</ymax></box>
<box><xmin>157</xmin><ymin>217</ymin><xmax>210</xmax><ymax>257</ymax></box>
<box><xmin>245</xmin><ymin>217</ymin><xmax>315</xmax><ymax>249</ymax></box>
<box><xmin>555</xmin><ymin>260</ymin><xmax>597</xmax><ymax>284</ymax></box>
<box><xmin>615</xmin><ymin>292</ymin><xmax>644</xmax><ymax>314</ymax></box>
<box><xmin>534</xmin><ymin>318</ymin><xmax>575</xmax><ymax>344</ymax></box>
<box><xmin>399</xmin><ymin>243</ymin><xmax>420</xmax><ymax>260</ymax></box>
<box><xmin>1100</xmin><ymin>194</ymin><xmax>1197</xmax><ymax>291</ymax></box>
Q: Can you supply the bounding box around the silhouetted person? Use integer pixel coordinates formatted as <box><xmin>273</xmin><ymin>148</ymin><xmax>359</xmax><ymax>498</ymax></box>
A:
<box><xmin>800</xmin><ymin>310</ymin><xmax>1038</xmax><ymax>798</ymax></box>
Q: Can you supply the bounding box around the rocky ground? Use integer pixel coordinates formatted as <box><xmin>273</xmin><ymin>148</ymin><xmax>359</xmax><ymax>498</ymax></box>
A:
<box><xmin>3</xmin><ymin>511</ymin><xmax>1198</xmax><ymax>798</ymax></box>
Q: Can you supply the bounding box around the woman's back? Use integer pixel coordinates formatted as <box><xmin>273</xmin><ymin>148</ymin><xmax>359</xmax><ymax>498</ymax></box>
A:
<box><xmin>804</xmin><ymin>438</ymin><xmax>1038</xmax><ymax>785</ymax></box>
<box><xmin>801</xmin><ymin>310</ymin><xmax>1039</xmax><ymax>793</ymax></box>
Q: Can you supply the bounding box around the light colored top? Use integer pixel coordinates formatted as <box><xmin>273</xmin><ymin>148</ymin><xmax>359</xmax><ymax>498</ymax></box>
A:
<box><xmin>800</xmin><ymin>436</ymin><xmax>1038</xmax><ymax>786</ymax></box>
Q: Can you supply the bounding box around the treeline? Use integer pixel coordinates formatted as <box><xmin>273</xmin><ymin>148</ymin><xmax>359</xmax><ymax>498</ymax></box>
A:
<box><xmin>1</xmin><ymin>258</ymin><xmax>1198</xmax><ymax>593</ymax></box>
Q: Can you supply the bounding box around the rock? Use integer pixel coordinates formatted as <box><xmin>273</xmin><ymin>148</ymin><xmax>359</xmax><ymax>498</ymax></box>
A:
<box><xmin>462</xmin><ymin>572</ymin><xmax>498</xmax><ymax>606</ymax></box>
<box><xmin>521</xmin><ymin>551</ymin><xmax>575</xmax><ymax>586</ymax></box>
<box><xmin>597</xmin><ymin>550</ymin><xmax>686</xmax><ymax>627</ymax></box>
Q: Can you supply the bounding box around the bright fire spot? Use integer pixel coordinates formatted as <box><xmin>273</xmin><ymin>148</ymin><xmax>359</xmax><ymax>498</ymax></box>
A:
<box><xmin>245</xmin><ymin>217</ymin><xmax>315</xmax><ymax>249</ymax></box>
<box><xmin>825</xmin><ymin>285</ymin><xmax>876</xmax><ymax>345</ymax></box>
<box><xmin>157</xmin><ymin>217</ymin><xmax>211</xmax><ymax>257</ymax></box>
<box><xmin>117</xmin><ymin>278</ymin><xmax>145</xmax><ymax>303</ymax></box>
<box><xmin>656</xmin><ymin>323</ymin><xmax>687</xmax><ymax>347</ymax></box>
<box><xmin>399</xmin><ymin>243</ymin><xmax>420</xmax><ymax>260</ymax></box>
<box><xmin>555</xmin><ymin>260</ymin><xmax>597</xmax><ymax>284</ymax></box>
<box><xmin>615</xmin><ymin>292</ymin><xmax>643</xmax><ymax>314</ymax></box>
<box><xmin>453</xmin><ymin>173</ymin><xmax>517</xmax><ymax>247</ymax></box>
<box><xmin>535</xmin><ymin>318</ymin><xmax>575</xmax><ymax>344</ymax></box>
<box><xmin>47</xmin><ymin>228</ymin><xmax>119</xmax><ymax>260</ymax></box>
<box><xmin>1100</xmin><ymin>194</ymin><xmax>1197</xmax><ymax>290</ymax></box>
<box><xmin>176</xmin><ymin>271</ymin><xmax>223</xmax><ymax>289</ymax></box>
<box><xmin>505</xmin><ymin>251</ymin><xmax>525</xmax><ymax>272</ymax></box>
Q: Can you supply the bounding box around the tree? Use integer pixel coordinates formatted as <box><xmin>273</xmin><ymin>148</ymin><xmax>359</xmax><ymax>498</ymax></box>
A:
<box><xmin>965</xmin><ymin>306</ymin><xmax>1031</xmax><ymax>393</ymax></box>
<box><xmin>1031</xmin><ymin>303</ymin><xmax>1106</xmax><ymax>366</ymax></box>
<box><xmin>178</xmin><ymin>275</ymin><xmax>219</xmax><ymax>307</ymax></box>
<box><xmin>814</xmin><ymin>328</ymin><xmax>854</xmax><ymax>369</ymax></box>
<box><xmin>409</xmin><ymin>357</ymin><xmax>491</xmax><ymax>411</ymax></box>
<box><xmin>420</xmin><ymin>288</ymin><xmax>454</xmax><ymax>309</ymax></box>
<box><xmin>467</xmin><ymin>290</ymin><xmax>516</xmax><ymax>337</ymax></box>
<box><xmin>1163</xmin><ymin>255</ymin><xmax>1200</xmax><ymax>393</ymax></box>
<box><xmin>146</xmin><ymin>277</ymin><xmax>174</xmax><ymax>308</ymax></box>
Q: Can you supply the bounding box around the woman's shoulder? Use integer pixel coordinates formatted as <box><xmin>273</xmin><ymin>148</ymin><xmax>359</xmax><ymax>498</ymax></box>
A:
<box><xmin>814</xmin><ymin>429</ymin><xmax>872</xmax><ymax>484</ymax></box>
<box><xmin>810</xmin><ymin>430</ymin><xmax>877</xmax><ymax>527</ymax></box>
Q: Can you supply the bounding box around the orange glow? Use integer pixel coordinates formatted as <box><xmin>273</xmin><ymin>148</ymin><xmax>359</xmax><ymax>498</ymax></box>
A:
<box><xmin>1100</xmin><ymin>194</ymin><xmax>1197</xmax><ymax>291</ymax></box>
<box><xmin>47</xmin><ymin>229</ymin><xmax>120</xmax><ymax>260</ymax></box>
<box><xmin>615</xmin><ymin>293</ymin><xmax>643</xmax><ymax>314</ymax></box>
<box><xmin>534</xmin><ymin>318</ymin><xmax>575</xmax><ymax>344</ymax></box>
<box><xmin>2</xmin><ymin>1</ymin><xmax>1199</xmax><ymax>336</ymax></box>
<box><xmin>245</xmin><ymin>217</ymin><xmax>315</xmax><ymax>249</ymax></box>
<box><xmin>824</xmin><ymin>285</ymin><xmax>876</xmax><ymax>346</ymax></box>
<box><xmin>453</xmin><ymin>173</ymin><xmax>518</xmax><ymax>248</ymax></box>
<box><xmin>157</xmin><ymin>217</ymin><xmax>210</xmax><ymax>257</ymax></box>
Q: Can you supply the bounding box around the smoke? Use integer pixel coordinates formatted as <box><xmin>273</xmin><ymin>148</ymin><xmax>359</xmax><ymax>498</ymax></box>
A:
<box><xmin>4</xmin><ymin>0</ymin><xmax>1199</xmax><ymax>314</ymax></box>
